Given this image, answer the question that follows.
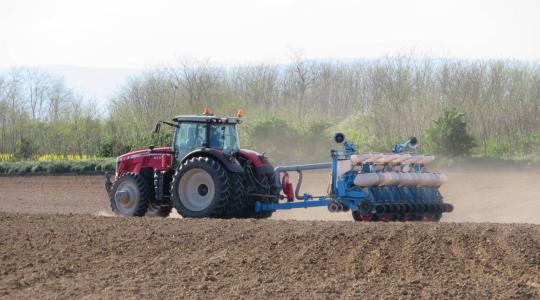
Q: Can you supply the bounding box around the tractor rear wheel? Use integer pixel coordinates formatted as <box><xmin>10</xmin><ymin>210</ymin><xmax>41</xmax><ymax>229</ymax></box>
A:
<box><xmin>226</xmin><ymin>173</ymin><xmax>246</xmax><ymax>218</ymax></box>
<box><xmin>109</xmin><ymin>172</ymin><xmax>150</xmax><ymax>217</ymax></box>
<box><xmin>170</xmin><ymin>157</ymin><xmax>232</xmax><ymax>218</ymax></box>
<box><xmin>251</xmin><ymin>173</ymin><xmax>278</xmax><ymax>219</ymax></box>
<box><xmin>236</xmin><ymin>163</ymin><xmax>279</xmax><ymax>219</ymax></box>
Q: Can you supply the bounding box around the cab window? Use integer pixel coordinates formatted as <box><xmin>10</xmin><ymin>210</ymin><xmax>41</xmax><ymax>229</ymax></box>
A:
<box><xmin>209</xmin><ymin>124</ymin><xmax>240</xmax><ymax>154</ymax></box>
<box><xmin>175</xmin><ymin>123</ymin><xmax>207</xmax><ymax>160</ymax></box>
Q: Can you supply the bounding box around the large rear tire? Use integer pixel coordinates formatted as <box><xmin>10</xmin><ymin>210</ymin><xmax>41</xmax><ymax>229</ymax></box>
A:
<box><xmin>227</xmin><ymin>173</ymin><xmax>246</xmax><ymax>218</ymax></box>
<box><xmin>236</xmin><ymin>160</ymin><xmax>279</xmax><ymax>219</ymax></box>
<box><xmin>170</xmin><ymin>157</ymin><xmax>232</xmax><ymax>218</ymax></box>
<box><xmin>251</xmin><ymin>173</ymin><xmax>278</xmax><ymax>219</ymax></box>
<box><xmin>109</xmin><ymin>172</ymin><xmax>150</xmax><ymax>217</ymax></box>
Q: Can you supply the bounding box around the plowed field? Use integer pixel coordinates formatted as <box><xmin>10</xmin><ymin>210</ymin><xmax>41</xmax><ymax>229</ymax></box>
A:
<box><xmin>0</xmin><ymin>168</ymin><xmax>539</xmax><ymax>298</ymax></box>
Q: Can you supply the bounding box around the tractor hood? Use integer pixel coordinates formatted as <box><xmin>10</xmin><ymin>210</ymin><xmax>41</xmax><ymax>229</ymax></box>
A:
<box><xmin>117</xmin><ymin>146</ymin><xmax>173</xmax><ymax>162</ymax></box>
<box><xmin>116</xmin><ymin>146</ymin><xmax>174</xmax><ymax>176</ymax></box>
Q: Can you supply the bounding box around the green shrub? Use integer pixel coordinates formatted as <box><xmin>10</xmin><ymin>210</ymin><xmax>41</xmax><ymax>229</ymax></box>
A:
<box><xmin>98</xmin><ymin>136</ymin><xmax>134</xmax><ymax>157</ymax></box>
<box><xmin>425</xmin><ymin>109</ymin><xmax>476</xmax><ymax>157</ymax></box>
<box><xmin>96</xmin><ymin>159</ymin><xmax>116</xmax><ymax>172</ymax></box>
<box><xmin>126</xmin><ymin>131</ymin><xmax>173</xmax><ymax>153</ymax></box>
<box><xmin>482</xmin><ymin>139</ymin><xmax>511</xmax><ymax>157</ymax></box>
<box><xmin>14</xmin><ymin>138</ymin><xmax>35</xmax><ymax>160</ymax></box>
<box><xmin>97</xmin><ymin>140</ymin><xmax>114</xmax><ymax>158</ymax></box>
<box><xmin>4</xmin><ymin>161</ymin><xmax>33</xmax><ymax>175</ymax></box>
<box><xmin>0</xmin><ymin>158</ymin><xmax>116</xmax><ymax>175</ymax></box>
<box><xmin>31</xmin><ymin>164</ymin><xmax>44</xmax><ymax>173</ymax></box>
<box><xmin>333</xmin><ymin>113</ymin><xmax>381</xmax><ymax>151</ymax></box>
<box><xmin>43</xmin><ymin>161</ymin><xmax>69</xmax><ymax>173</ymax></box>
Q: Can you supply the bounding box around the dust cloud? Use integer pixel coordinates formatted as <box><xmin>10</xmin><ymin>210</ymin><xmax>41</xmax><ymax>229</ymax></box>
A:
<box><xmin>0</xmin><ymin>167</ymin><xmax>538</xmax><ymax>224</ymax></box>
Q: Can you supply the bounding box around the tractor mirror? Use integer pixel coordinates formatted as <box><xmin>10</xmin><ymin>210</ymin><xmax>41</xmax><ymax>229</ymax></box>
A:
<box><xmin>154</xmin><ymin>122</ymin><xmax>161</xmax><ymax>134</ymax></box>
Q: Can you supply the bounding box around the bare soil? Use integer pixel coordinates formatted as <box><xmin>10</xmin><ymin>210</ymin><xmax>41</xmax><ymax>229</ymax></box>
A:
<box><xmin>0</xmin><ymin>213</ymin><xmax>538</xmax><ymax>299</ymax></box>
<box><xmin>0</xmin><ymin>168</ymin><xmax>539</xmax><ymax>298</ymax></box>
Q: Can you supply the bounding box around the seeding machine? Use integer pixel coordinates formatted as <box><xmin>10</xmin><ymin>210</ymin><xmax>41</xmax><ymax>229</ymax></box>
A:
<box><xmin>106</xmin><ymin>110</ymin><xmax>453</xmax><ymax>221</ymax></box>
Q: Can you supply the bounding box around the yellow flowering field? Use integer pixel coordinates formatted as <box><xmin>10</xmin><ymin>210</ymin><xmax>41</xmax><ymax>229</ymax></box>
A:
<box><xmin>0</xmin><ymin>153</ymin><xmax>13</xmax><ymax>161</ymax></box>
<box><xmin>0</xmin><ymin>153</ymin><xmax>95</xmax><ymax>161</ymax></box>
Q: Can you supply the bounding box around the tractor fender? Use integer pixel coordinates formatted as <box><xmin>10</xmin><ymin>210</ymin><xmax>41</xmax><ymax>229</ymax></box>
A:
<box><xmin>237</xmin><ymin>149</ymin><xmax>274</xmax><ymax>174</ymax></box>
<box><xmin>181</xmin><ymin>148</ymin><xmax>244</xmax><ymax>173</ymax></box>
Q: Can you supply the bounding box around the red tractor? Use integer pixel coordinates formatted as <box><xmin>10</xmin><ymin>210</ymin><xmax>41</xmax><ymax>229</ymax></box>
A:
<box><xmin>105</xmin><ymin>112</ymin><xmax>277</xmax><ymax>219</ymax></box>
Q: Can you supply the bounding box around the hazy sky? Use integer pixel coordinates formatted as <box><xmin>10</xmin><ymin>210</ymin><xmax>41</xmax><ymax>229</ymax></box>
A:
<box><xmin>0</xmin><ymin>0</ymin><xmax>539</xmax><ymax>68</ymax></box>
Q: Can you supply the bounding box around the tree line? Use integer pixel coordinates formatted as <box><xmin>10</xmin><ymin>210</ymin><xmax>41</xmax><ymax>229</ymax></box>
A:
<box><xmin>1</xmin><ymin>56</ymin><xmax>539</xmax><ymax>162</ymax></box>
<box><xmin>0</xmin><ymin>68</ymin><xmax>102</xmax><ymax>158</ymax></box>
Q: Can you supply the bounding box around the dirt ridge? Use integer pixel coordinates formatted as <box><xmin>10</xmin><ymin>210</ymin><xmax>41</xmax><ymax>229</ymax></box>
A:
<box><xmin>1</xmin><ymin>213</ymin><xmax>538</xmax><ymax>299</ymax></box>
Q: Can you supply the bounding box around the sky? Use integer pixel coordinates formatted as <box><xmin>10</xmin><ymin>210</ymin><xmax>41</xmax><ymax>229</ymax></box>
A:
<box><xmin>1</xmin><ymin>0</ymin><xmax>539</xmax><ymax>69</ymax></box>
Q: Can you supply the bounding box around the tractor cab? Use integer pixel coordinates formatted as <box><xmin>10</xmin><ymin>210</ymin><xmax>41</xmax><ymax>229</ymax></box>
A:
<box><xmin>170</xmin><ymin>115</ymin><xmax>241</xmax><ymax>162</ymax></box>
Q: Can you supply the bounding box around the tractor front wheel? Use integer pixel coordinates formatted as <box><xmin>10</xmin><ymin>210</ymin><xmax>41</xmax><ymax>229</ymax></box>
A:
<box><xmin>109</xmin><ymin>172</ymin><xmax>150</xmax><ymax>217</ymax></box>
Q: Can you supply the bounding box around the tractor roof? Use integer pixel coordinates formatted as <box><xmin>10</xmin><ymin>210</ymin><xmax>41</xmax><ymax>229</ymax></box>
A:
<box><xmin>172</xmin><ymin>115</ymin><xmax>242</xmax><ymax>124</ymax></box>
